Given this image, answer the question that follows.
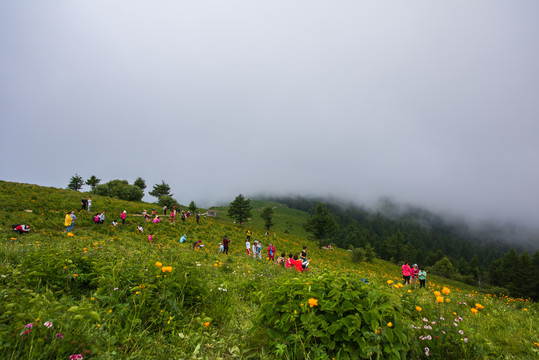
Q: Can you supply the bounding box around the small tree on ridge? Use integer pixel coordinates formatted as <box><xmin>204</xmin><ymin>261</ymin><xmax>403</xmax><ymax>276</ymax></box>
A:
<box><xmin>228</xmin><ymin>194</ymin><xmax>252</xmax><ymax>225</ymax></box>
<box><xmin>67</xmin><ymin>174</ymin><xmax>84</xmax><ymax>191</ymax></box>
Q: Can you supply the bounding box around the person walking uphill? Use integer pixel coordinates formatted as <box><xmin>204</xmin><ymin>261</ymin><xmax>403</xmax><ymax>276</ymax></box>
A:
<box><xmin>402</xmin><ymin>261</ymin><xmax>411</xmax><ymax>285</ymax></box>
<box><xmin>81</xmin><ymin>197</ymin><xmax>87</xmax><ymax>210</ymax></box>
<box><xmin>222</xmin><ymin>235</ymin><xmax>231</xmax><ymax>255</ymax></box>
<box><xmin>87</xmin><ymin>197</ymin><xmax>92</xmax><ymax>213</ymax></box>
<box><xmin>120</xmin><ymin>210</ymin><xmax>127</xmax><ymax>224</ymax></box>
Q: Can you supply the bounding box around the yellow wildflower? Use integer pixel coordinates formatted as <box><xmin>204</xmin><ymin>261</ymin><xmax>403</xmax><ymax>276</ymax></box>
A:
<box><xmin>415</xmin><ymin>306</ymin><xmax>422</xmax><ymax>312</ymax></box>
<box><xmin>442</xmin><ymin>286</ymin><xmax>450</xmax><ymax>295</ymax></box>
<box><xmin>308</xmin><ymin>298</ymin><xmax>318</xmax><ymax>307</ymax></box>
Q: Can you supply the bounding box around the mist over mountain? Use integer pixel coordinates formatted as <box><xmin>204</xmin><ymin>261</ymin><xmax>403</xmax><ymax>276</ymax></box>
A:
<box><xmin>256</xmin><ymin>194</ymin><xmax>539</xmax><ymax>253</ymax></box>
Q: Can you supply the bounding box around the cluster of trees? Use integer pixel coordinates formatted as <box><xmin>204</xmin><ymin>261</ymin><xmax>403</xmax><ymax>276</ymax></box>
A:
<box><xmin>68</xmin><ymin>174</ymin><xmax>147</xmax><ymax>201</ymax></box>
<box><xmin>66</xmin><ymin>175</ymin><xmax>198</xmax><ymax>213</ymax></box>
<box><xmin>226</xmin><ymin>195</ymin><xmax>275</xmax><ymax>232</ymax></box>
<box><xmin>93</xmin><ymin>180</ymin><xmax>145</xmax><ymax>201</ymax></box>
<box><xmin>268</xmin><ymin>196</ymin><xmax>539</xmax><ymax>300</ymax></box>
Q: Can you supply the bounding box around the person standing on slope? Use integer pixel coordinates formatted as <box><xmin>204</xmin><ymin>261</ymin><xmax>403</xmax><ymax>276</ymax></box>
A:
<box><xmin>222</xmin><ymin>235</ymin><xmax>231</xmax><ymax>255</ymax></box>
<box><xmin>402</xmin><ymin>261</ymin><xmax>411</xmax><ymax>285</ymax></box>
<box><xmin>418</xmin><ymin>267</ymin><xmax>427</xmax><ymax>289</ymax></box>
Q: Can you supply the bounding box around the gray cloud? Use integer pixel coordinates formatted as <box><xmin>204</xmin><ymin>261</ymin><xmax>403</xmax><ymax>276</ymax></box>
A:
<box><xmin>2</xmin><ymin>1</ymin><xmax>539</xmax><ymax>228</ymax></box>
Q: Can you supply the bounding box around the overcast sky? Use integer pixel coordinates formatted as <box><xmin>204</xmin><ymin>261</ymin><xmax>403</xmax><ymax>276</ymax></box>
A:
<box><xmin>1</xmin><ymin>1</ymin><xmax>538</xmax><ymax>228</ymax></box>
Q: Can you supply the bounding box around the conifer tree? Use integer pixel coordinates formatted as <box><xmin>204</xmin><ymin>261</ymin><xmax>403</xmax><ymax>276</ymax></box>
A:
<box><xmin>67</xmin><ymin>174</ymin><xmax>84</xmax><ymax>191</ymax></box>
<box><xmin>227</xmin><ymin>194</ymin><xmax>252</xmax><ymax>225</ymax></box>
<box><xmin>189</xmin><ymin>201</ymin><xmax>197</xmax><ymax>214</ymax></box>
<box><xmin>85</xmin><ymin>175</ymin><xmax>101</xmax><ymax>189</ymax></box>
<box><xmin>134</xmin><ymin>177</ymin><xmax>147</xmax><ymax>192</ymax></box>
<box><xmin>304</xmin><ymin>203</ymin><xmax>339</xmax><ymax>249</ymax></box>
<box><xmin>260</xmin><ymin>206</ymin><xmax>275</xmax><ymax>231</ymax></box>
<box><xmin>149</xmin><ymin>181</ymin><xmax>172</xmax><ymax>200</ymax></box>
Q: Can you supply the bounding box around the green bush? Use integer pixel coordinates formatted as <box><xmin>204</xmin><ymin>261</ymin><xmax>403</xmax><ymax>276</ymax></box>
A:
<box><xmin>350</xmin><ymin>247</ymin><xmax>365</xmax><ymax>263</ymax></box>
<box><xmin>256</xmin><ymin>272</ymin><xmax>410</xmax><ymax>359</ymax></box>
<box><xmin>92</xmin><ymin>180</ymin><xmax>144</xmax><ymax>202</ymax></box>
<box><xmin>157</xmin><ymin>195</ymin><xmax>179</xmax><ymax>210</ymax></box>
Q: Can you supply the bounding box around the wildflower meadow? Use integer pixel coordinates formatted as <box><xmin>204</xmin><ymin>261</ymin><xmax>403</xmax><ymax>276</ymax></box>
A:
<box><xmin>0</xmin><ymin>181</ymin><xmax>538</xmax><ymax>359</ymax></box>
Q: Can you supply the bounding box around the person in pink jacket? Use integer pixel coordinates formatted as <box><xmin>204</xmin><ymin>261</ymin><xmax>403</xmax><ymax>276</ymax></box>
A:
<box><xmin>267</xmin><ymin>243</ymin><xmax>276</xmax><ymax>261</ymax></box>
<box><xmin>120</xmin><ymin>210</ymin><xmax>127</xmax><ymax>224</ymax></box>
<box><xmin>402</xmin><ymin>261</ymin><xmax>411</xmax><ymax>285</ymax></box>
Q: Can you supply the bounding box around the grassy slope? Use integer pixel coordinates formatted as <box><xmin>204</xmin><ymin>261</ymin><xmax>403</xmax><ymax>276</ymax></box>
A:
<box><xmin>210</xmin><ymin>199</ymin><xmax>310</xmax><ymax>238</ymax></box>
<box><xmin>0</xmin><ymin>180</ymin><xmax>538</xmax><ymax>359</ymax></box>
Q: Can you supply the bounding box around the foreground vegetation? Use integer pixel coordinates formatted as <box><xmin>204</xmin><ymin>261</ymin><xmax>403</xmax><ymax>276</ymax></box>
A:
<box><xmin>1</xmin><ymin>181</ymin><xmax>538</xmax><ymax>359</ymax></box>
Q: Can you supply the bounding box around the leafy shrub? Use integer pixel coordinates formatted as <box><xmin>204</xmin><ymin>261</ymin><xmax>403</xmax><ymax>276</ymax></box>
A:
<box><xmin>256</xmin><ymin>272</ymin><xmax>410</xmax><ymax>359</ymax></box>
<box><xmin>350</xmin><ymin>247</ymin><xmax>365</xmax><ymax>263</ymax></box>
<box><xmin>92</xmin><ymin>180</ymin><xmax>144</xmax><ymax>201</ymax></box>
<box><xmin>157</xmin><ymin>195</ymin><xmax>179</xmax><ymax>210</ymax></box>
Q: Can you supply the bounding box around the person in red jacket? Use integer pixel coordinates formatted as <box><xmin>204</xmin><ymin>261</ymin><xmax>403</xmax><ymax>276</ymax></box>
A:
<box><xmin>285</xmin><ymin>254</ymin><xmax>294</xmax><ymax>268</ymax></box>
<box><xmin>402</xmin><ymin>261</ymin><xmax>411</xmax><ymax>285</ymax></box>
<box><xmin>12</xmin><ymin>224</ymin><xmax>31</xmax><ymax>234</ymax></box>
<box><xmin>293</xmin><ymin>255</ymin><xmax>303</xmax><ymax>272</ymax></box>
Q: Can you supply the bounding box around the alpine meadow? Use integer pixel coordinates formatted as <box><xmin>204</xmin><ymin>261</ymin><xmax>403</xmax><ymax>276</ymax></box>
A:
<box><xmin>0</xmin><ymin>180</ymin><xmax>538</xmax><ymax>359</ymax></box>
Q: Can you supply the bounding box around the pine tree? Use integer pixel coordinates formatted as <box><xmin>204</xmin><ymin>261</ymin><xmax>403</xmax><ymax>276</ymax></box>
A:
<box><xmin>85</xmin><ymin>175</ymin><xmax>101</xmax><ymax>189</ymax></box>
<box><xmin>149</xmin><ymin>181</ymin><xmax>172</xmax><ymax>200</ymax></box>
<box><xmin>189</xmin><ymin>201</ymin><xmax>197</xmax><ymax>215</ymax></box>
<box><xmin>134</xmin><ymin>177</ymin><xmax>147</xmax><ymax>192</ymax></box>
<box><xmin>385</xmin><ymin>232</ymin><xmax>404</xmax><ymax>263</ymax></box>
<box><xmin>517</xmin><ymin>252</ymin><xmax>534</xmax><ymax>299</ymax></box>
<box><xmin>430</xmin><ymin>257</ymin><xmax>455</xmax><ymax>279</ymax></box>
<box><xmin>67</xmin><ymin>174</ymin><xmax>84</xmax><ymax>191</ymax></box>
<box><xmin>501</xmin><ymin>248</ymin><xmax>519</xmax><ymax>296</ymax></box>
<box><xmin>304</xmin><ymin>203</ymin><xmax>339</xmax><ymax>249</ymax></box>
<box><xmin>488</xmin><ymin>258</ymin><xmax>503</xmax><ymax>287</ymax></box>
<box><xmin>260</xmin><ymin>206</ymin><xmax>275</xmax><ymax>231</ymax></box>
<box><xmin>364</xmin><ymin>243</ymin><xmax>376</xmax><ymax>263</ymax></box>
<box><xmin>470</xmin><ymin>256</ymin><xmax>483</xmax><ymax>286</ymax></box>
<box><xmin>227</xmin><ymin>194</ymin><xmax>252</xmax><ymax>225</ymax></box>
<box><xmin>532</xmin><ymin>251</ymin><xmax>539</xmax><ymax>301</ymax></box>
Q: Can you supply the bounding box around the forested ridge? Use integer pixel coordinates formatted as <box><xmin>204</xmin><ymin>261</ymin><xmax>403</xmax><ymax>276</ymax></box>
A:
<box><xmin>265</xmin><ymin>196</ymin><xmax>539</xmax><ymax>300</ymax></box>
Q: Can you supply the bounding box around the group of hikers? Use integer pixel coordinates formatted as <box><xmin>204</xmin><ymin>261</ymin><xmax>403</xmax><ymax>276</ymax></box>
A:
<box><xmin>61</xmin><ymin>197</ymin><xmax>202</xmax><ymax>233</ymax></box>
<box><xmin>401</xmin><ymin>261</ymin><xmax>427</xmax><ymax>288</ymax></box>
<box><xmin>18</xmin><ymin>198</ymin><xmax>311</xmax><ymax>273</ymax></box>
<box><xmin>213</xmin><ymin>230</ymin><xmax>311</xmax><ymax>271</ymax></box>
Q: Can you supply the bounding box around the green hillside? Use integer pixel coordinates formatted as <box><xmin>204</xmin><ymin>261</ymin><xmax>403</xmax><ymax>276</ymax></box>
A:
<box><xmin>0</xmin><ymin>181</ymin><xmax>538</xmax><ymax>359</ymax></box>
<box><xmin>210</xmin><ymin>199</ymin><xmax>311</xmax><ymax>238</ymax></box>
